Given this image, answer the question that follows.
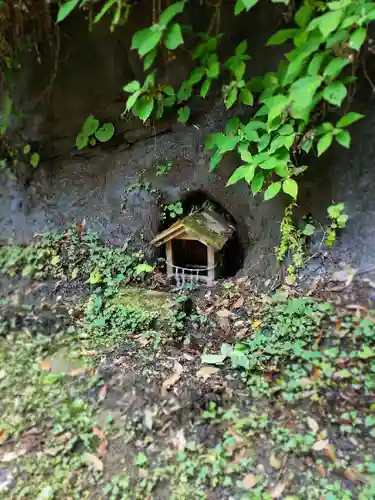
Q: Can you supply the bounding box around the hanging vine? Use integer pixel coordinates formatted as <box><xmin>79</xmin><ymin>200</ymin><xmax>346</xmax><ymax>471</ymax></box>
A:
<box><xmin>2</xmin><ymin>0</ymin><xmax>375</xmax><ymax>273</ymax></box>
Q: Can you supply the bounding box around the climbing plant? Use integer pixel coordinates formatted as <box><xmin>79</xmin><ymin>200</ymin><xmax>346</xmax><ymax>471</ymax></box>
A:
<box><xmin>2</xmin><ymin>0</ymin><xmax>374</xmax><ymax>267</ymax></box>
<box><xmin>55</xmin><ymin>0</ymin><xmax>374</xmax><ymax>204</ymax></box>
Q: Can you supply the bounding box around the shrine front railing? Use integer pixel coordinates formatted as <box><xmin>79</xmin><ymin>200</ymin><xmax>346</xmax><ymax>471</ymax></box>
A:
<box><xmin>166</xmin><ymin>262</ymin><xmax>216</xmax><ymax>287</ymax></box>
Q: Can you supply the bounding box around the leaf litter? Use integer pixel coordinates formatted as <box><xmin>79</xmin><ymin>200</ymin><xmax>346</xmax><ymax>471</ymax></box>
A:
<box><xmin>0</xmin><ymin>268</ymin><xmax>374</xmax><ymax>498</ymax></box>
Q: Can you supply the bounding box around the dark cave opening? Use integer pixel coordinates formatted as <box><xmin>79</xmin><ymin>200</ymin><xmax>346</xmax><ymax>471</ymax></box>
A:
<box><xmin>158</xmin><ymin>190</ymin><xmax>245</xmax><ymax>280</ymax></box>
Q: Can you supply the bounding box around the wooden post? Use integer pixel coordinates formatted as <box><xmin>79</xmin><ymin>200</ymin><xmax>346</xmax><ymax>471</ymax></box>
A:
<box><xmin>166</xmin><ymin>240</ymin><xmax>173</xmax><ymax>278</ymax></box>
<box><xmin>207</xmin><ymin>245</ymin><xmax>215</xmax><ymax>282</ymax></box>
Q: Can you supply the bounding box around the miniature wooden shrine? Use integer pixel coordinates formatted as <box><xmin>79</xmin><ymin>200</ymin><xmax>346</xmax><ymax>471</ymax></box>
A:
<box><xmin>151</xmin><ymin>208</ymin><xmax>234</xmax><ymax>285</ymax></box>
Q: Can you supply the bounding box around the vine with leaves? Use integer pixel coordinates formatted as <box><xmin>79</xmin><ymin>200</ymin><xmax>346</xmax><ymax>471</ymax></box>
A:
<box><xmin>4</xmin><ymin>0</ymin><xmax>375</xmax><ymax>274</ymax></box>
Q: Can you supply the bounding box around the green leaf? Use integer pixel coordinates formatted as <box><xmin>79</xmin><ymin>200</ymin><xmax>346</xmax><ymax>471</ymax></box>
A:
<box><xmin>235</xmin><ymin>0</ymin><xmax>258</xmax><ymax>15</ymax></box>
<box><xmin>294</xmin><ymin>5</ymin><xmax>313</xmax><ymax>28</ymax></box>
<box><xmin>225</xmin><ymin>87</ymin><xmax>238</xmax><ymax>109</ymax></box>
<box><xmin>267</xmin><ymin>29</ymin><xmax>298</xmax><ymax>46</ymax></box>
<box><xmin>289</xmin><ymin>76</ymin><xmax>322</xmax><ymax>109</ymax></box>
<box><xmin>177</xmin><ymin>81</ymin><xmax>192</xmax><ymax>102</ymax></box>
<box><xmin>123</xmin><ymin>81</ymin><xmax>141</xmax><ymax>93</ymax></box>
<box><xmin>163</xmin><ymin>86</ymin><xmax>175</xmax><ymax>96</ymax></box>
<box><xmin>207</xmin><ymin>61</ymin><xmax>220</xmax><ymax>79</ymax></box>
<box><xmin>95</xmin><ymin>123</ymin><xmax>115</xmax><ymax>142</ymax></box>
<box><xmin>264</xmin><ymin>181</ymin><xmax>281</xmax><ymax>201</ymax></box>
<box><xmin>209</xmin><ymin>151</ymin><xmax>223</xmax><ymax>170</ymax></box>
<box><xmin>302</xmin><ymin>223</ymin><xmax>315</xmax><ymax>236</ymax></box>
<box><xmin>83</xmin><ymin>115</ymin><xmax>100</xmax><ymax>136</ymax></box>
<box><xmin>57</xmin><ymin>0</ymin><xmax>79</xmax><ymax>23</ymax></box>
<box><xmin>278</xmin><ymin>124</ymin><xmax>294</xmax><ymax>136</ymax></box>
<box><xmin>236</xmin><ymin>40</ymin><xmax>248</xmax><ymax>55</ymax></box>
<box><xmin>349</xmin><ymin>27</ymin><xmax>366</xmax><ymax>51</ymax></box>
<box><xmin>323</xmin><ymin>57</ymin><xmax>350</xmax><ymax>79</ymax></box>
<box><xmin>227</xmin><ymin>164</ymin><xmax>255</xmax><ymax>186</ymax></box>
<box><xmin>234</xmin><ymin>61</ymin><xmax>246</xmax><ymax>81</ymax></box>
<box><xmin>216</xmin><ymin>135</ymin><xmax>240</xmax><ymax>153</ymax></box>
<box><xmin>243</xmin><ymin>120</ymin><xmax>267</xmax><ymax>131</ymax></box>
<box><xmin>308</xmin><ymin>11</ymin><xmax>343</xmax><ymax>38</ymax></box>
<box><xmin>177</xmin><ymin>106</ymin><xmax>190</xmax><ymax>123</ymax></box>
<box><xmin>23</xmin><ymin>144</ymin><xmax>31</xmax><ymax>155</ymax></box>
<box><xmin>159</xmin><ymin>1</ymin><xmax>185</xmax><ymax>28</ymax></box>
<box><xmin>134</xmin><ymin>263</ymin><xmax>153</xmax><ymax>275</ymax></box>
<box><xmin>251</xmin><ymin>171</ymin><xmax>264</xmax><ymax>194</ymax></box>
<box><xmin>94</xmin><ymin>0</ymin><xmax>116</xmax><ymax>23</ymax></box>
<box><xmin>30</xmin><ymin>152</ymin><xmax>40</xmax><ymax>168</ymax></box>
<box><xmin>22</xmin><ymin>264</ymin><xmax>34</xmax><ymax>277</ymax></box>
<box><xmin>76</xmin><ymin>132</ymin><xmax>88</xmax><ymax>150</ymax></box>
<box><xmin>244</xmin><ymin>122</ymin><xmax>261</xmax><ymax>141</ymax></box>
<box><xmin>136</xmin><ymin>452</ymin><xmax>149</xmax><ymax>467</ymax></box>
<box><xmin>308</xmin><ymin>51</ymin><xmax>328</xmax><ymax>76</ymax></box>
<box><xmin>317</xmin><ymin>133</ymin><xmax>333</xmax><ymax>156</ymax></box>
<box><xmin>323</xmin><ymin>81</ymin><xmax>347</xmax><ymax>106</ymax></box>
<box><xmin>264</xmin><ymin>94</ymin><xmax>289</xmax><ymax>124</ymax></box>
<box><xmin>335</xmin><ymin>129</ymin><xmax>351</xmax><ymax>148</ymax></box>
<box><xmin>51</xmin><ymin>255</ymin><xmax>60</xmax><ymax>266</ymax></box>
<box><xmin>125</xmin><ymin>91</ymin><xmax>141</xmax><ymax>112</ymax></box>
<box><xmin>282</xmin><ymin>178</ymin><xmax>298</xmax><ymax>199</ymax></box>
<box><xmin>137</xmin><ymin>28</ymin><xmax>162</xmax><ymax>57</ymax></box>
<box><xmin>201</xmin><ymin>354</ymin><xmax>227</xmax><ymax>365</ymax></box>
<box><xmin>240</xmin><ymin>88</ymin><xmax>253</xmax><ymax>106</ymax></box>
<box><xmin>225</xmin><ymin>117</ymin><xmax>240</xmax><ymax>136</ymax></box>
<box><xmin>200</xmin><ymin>79</ymin><xmax>211</xmax><ymax>98</ymax></box>
<box><xmin>189</xmin><ymin>67</ymin><xmax>205</xmax><ymax>85</ymax></box>
<box><xmin>237</xmin><ymin>143</ymin><xmax>252</xmax><ymax>162</ymax></box>
<box><xmin>164</xmin><ymin>23</ymin><xmax>183</xmax><ymax>50</ymax></box>
<box><xmin>143</xmin><ymin>49</ymin><xmax>157</xmax><ymax>70</ymax></box>
<box><xmin>135</xmin><ymin>95</ymin><xmax>154</xmax><ymax>122</ymax></box>
<box><xmin>258</xmin><ymin>134</ymin><xmax>270</xmax><ymax>152</ymax></box>
<box><xmin>336</xmin><ymin>112</ymin><xmax>364</xmax><ymax>128</ymax></box>
<box><xmin>88</xmin><ymin>269</ymin><xmax>102</xmax><ymax>285</ymax></box>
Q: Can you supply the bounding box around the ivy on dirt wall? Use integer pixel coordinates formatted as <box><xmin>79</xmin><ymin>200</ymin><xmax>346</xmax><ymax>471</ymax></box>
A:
<box><xmin>1</xmin><ymin>0</ymin><xmax>374</xmax><ymax>275</ymax></box>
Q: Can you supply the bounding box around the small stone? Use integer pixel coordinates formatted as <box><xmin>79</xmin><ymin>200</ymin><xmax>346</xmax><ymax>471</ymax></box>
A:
<box><xmin>0</xmin><ymin>468</ymin><xmax>15</xmax><ymax>492</ymax></box>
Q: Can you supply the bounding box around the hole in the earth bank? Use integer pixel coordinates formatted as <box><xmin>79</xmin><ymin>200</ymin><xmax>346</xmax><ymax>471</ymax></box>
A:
<box><xmin>154</xmin><ymin>190</ymin><xmax>244</xmax><ymax>282</ymax></box>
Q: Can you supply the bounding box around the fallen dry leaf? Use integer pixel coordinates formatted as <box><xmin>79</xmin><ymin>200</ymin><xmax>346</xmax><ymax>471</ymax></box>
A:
<box><xmin>0</xmin><ymin>430</ymin><xmax>6</xmax><ymax>442</ymax></box>
<box><xmin>93</xmin><ymin>427</ymin><xmax>105</xmax><ymax>439</ymax></box>
<box><xmin>69</xmin><ymin>367</ymin><xmax>86</xmax><ymax>376</ymax></box>
<box><xmin>161</xmin><ymin>361</ymin><xmax>183</xmax><ymax>396</ymax></box>
<box><xmin>216</xmin><ymin>308</ymin><xmax>232</xmax><ymax>318</ymax></box>
<box><xmin>323</xmin><ymin>444</ymin><xmax>337</xmax><ymax>463</ymax></box>
<box><xmin>270</xmin><ymin>480</ymin><xmax>287</xmax><ymax>498</ymax></box>
<box><xmin>236</xmin><ymin>327</ymin><xmax>248</xmax><ymax>338</ymax></box>
<box><xmin>171</xmin><ymin>428</ymin><xmax>186</xmax><ymax>452</ymax></box>
<box><xmin>311</xmin><ymin>366</ymin><xmax>321</xmax><ymax>381</ymax></box>
<box><xmin>349</xmin><ymin>467</ymin><xmax>372</xmax><ymax>484</ymax></box>
<box><xmin>343</xmin><ymin>469</ymin><xmax>359</xmax><ymax>483</ymax></box>
<box><xmin>243</xmin><ymin>473</ymin><xmax>260</xmax><ymax>489</ymax></box>
<box><xmin>269</xmin><ymin>452</ymin><xmax>282</xmax><ymax>469</ymax></box>
<box><xmin>1</xmin><ymin>449</ymin><xmax>27</xmax><ymax>462</ymax></box>
<box><xmin>232</xmin><ymin>296</ymin><xmax>244</xmax><ymax>309</ymax></box>
<box><xmin>196</xmin><ymin>366</ymin><xmax>219</xmax><ymax>381</ymax></box>
<box><xmin>85</xmin><ymin>453</ymin><xmax>104</xmax><ymax>471</ymax></box>
<box><xmin>55</xmin><ymin>432</ymin><xmax>72</xmax><ymax>445</ymax></box>
<box><xmin>98</xmin><ymin>384</ymin><xmax>107</xmax><ymax>402</ymax></box>
<box><xmin>307</xmin><ymin>416</ymin><xmax>319</xmax><ymax>433</ymax></box>
<box><xmin>312</xmin><ymin>439</ymin><xmax>329</xmax><ymax>452</ymax></box>
<box><xmin>39</xmin><ymin>359</ymin><xmax>52</xmax><ymax>371</ymax></box>
<box><xmin>98</xmin><ymin>439</ymin><xmax>108</xmax><ymax>458</ymax></box>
